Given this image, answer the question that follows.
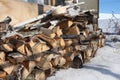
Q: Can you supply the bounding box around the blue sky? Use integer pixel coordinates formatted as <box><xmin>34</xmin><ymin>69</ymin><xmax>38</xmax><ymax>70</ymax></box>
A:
<box><xmin>99</xmin><ymin>0</ymin><xmax>120</xmax><ymax>14</ymax></box>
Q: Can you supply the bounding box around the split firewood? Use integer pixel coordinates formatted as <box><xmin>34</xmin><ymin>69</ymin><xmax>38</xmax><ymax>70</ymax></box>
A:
<box><xmin>81</xmin><ymin>28</ymin><xmax>90</xmax><ymax>38</ymax></box>
<box><xmin>90</xmin><ymin>39</ymin><xmax>99</xmax><ymax>57</ymax></box>
<box><xmin>66</xmin><ymin>24</ymin><xmax>80</xmax><ymax>35</ymax></box>
<box><xmin>37</xmin><ymin>33</ymin><xmax>58</xmax><ymax>48</ymax></box>
<box><xmin>51</xmin><ymin>55</ymin><xmax>66</xmax><ymax>68</ymax></box>
<box><xmin>36</xmin><ymin>54</ymin><xmax>54</xmax><ymax>70</ymax></box>
<box><xmin>55</xmin><ymin>37</ymin><xmax>65</xmax><ymax>48</ymax></box>
<box><xmin>51</xmin><ymin>56</ymin><xmax>59</xmax><ymax>67</ymax></box>
<box><xmin>22</xmin><ymin>61</ymin><xmax>36</xmax><ymax>80</ymax></box>
<box><xmin>74</xmin><ymin>45</ymin><xmax>81</xmax><ymax>51</ymax></box>
<box><xmin>24</xmin><ymin>37</ymin><xmax>38</xmax><ymax>57</ymax></box>
<box><xmin>57</xmin><ymin>56</ymin><xmax>66</xmax><ymax>67</ymax></box>
<box><xmin>64</xmin><ymin>39</ymin><xmax>73</xmax><ymax>47</ymax></box>
<box><xmin>52</xmin><ymin>26</ymin><xmax>63</xmax><ymax>37</ymax></box>
<box><xmin>59</xmin><ymin>46</ymin><xmax>73</xmax><ymax>56</ymax></box>
<box><xmin>72</xmin><ymin>38</ymin><xmax>80</xmax><ymax>44</ymax></box>
<box><xmin>0</xmin><ymin>70</ymin><xmax>7</xmax><ymax>78</ymax></box>
<box><xmin>16</xmin><ymin>42</ymin><xmax>32</xmax><ymax>56</ymax></box>
<box><xmin>56</xmin><ymin>20</ymin><xmax>73</xmax><ymax>29</ymax></box>
<box><xmin>0</xmin><ymin>61</ymin><xmax>14</xmax><ymax>75</ymax></box>
<box><xmin>16</xmin><ymin>42</ymin><xmax>26</xmax><ymax>55</ymax></box>
<box><xmin>34</xmin><ymin>69</ymin><xmax>46</xmax><ymax>80</ymax></box>
<box><xmin>24</xmin><ymin>45</ymin><xmax>33</xmax><ymax>58</ymax></box>
<box><xmin>7</xmin><ymin>52</ymin><xmax>26</xmax><ymax>64</ymax></box>
<box><xmin>25</xmin><ymin>69</ymin><xmax>46</xmax><ymax>80</ymax></box>
<box><xmin>58</xmin><ymin>49</ymin><xmax>66</xmax><ymax>56</ymax></box>
<box><xmin>24</xmin><ymin>71</ymin><xmax>35</xmax><ymax>80</ymax></box>
<box><xmin>0</xmin><ymin>43</ymin><xmax>13</xmax><ymax>52</ymax></box>
<box><xmin>64</xmin><ymin>47</ymin><xmax>74</xmax><ymax>62</ymax></box>
<box><xmin>40</xmin><ymin>27</ymin><xmax>56</xmax><ymax>38</ymax></box>
<box><xmin>13</xmin><ymin>65</ymin><xmax>27</xmax><ymax>80</ymax></box>
<box><xmin>23</xmin><ymin>61</ymin><xmax>36</xmax><ymax>73</ymax></box>
<box><xmin>28</xmin><ymin>37</ymin><xmax>40</xmax><ymax>46</ymax></box>
<box><xmin>8</xmin><ymin>38</ymin><xmax>26</xmax><ymax>54</ymax></box>
<box><xmin>84</xmin><ymin>45</ymin><xmax>93</xmax><ymax>61</ymax></box>
<box><xmin>21</xmin><ymin>67</ymin><xmax>30</xmax><ymax>80</ymax></box>
<box><xmin>44</xmin><ymin>68</ymin><xmax>55</xmax><ymax>77</ymax></box>
<box><xmin>32</xmin><ymin>42</ymin><xmax>50</xmax><ymax>56</ymax></box>
<box><xmin>79</xmin><ymin>33</ymin><xmax>86</xmax><ymax>43</ymax></box>
<box><xmin>0</xmin><ymin>51</ymin><xmax>5</xmax><ymax>61</ymax></box>
<box><xmin>37</xmin><ymin>60</ymin><xmax>52</xmax><ymax>70</ymax></box>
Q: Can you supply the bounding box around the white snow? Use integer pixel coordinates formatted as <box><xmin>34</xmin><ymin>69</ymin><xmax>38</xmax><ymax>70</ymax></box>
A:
<box><xmin>47</xmin><ymin>13</ymin><xmax>120</xmax><ymax>80</ymax></box>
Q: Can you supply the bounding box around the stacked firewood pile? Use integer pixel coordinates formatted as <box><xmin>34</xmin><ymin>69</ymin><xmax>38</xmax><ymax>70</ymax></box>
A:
<box><xmin>0</xmin><ymin>8</ymin><xmax>105</xmax><ymax>80</ymax></box>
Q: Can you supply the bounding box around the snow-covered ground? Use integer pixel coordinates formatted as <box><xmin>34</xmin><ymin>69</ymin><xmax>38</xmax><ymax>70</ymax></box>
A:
<box><xmin>47</xmin><ymin>13</ymin><xmax>120</xmax><ymax>80</ymax></box>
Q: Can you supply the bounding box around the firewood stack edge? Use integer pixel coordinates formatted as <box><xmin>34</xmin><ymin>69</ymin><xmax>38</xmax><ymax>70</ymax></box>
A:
<box><xmin>0</xmin><ymin>7</ymin><xmax>105</xmax><ymax>80</ymax></box>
